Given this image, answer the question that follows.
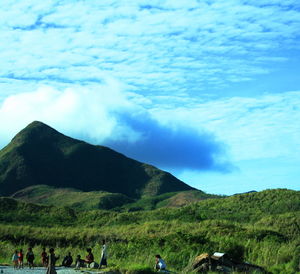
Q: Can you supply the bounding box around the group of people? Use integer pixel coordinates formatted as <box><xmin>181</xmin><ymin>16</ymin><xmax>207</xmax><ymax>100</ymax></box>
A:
<box><xmin>72</xmin><ymin>246</ymin><xmax>107</xmax><ymax>269</ymax></box>
<box><xmin>11</xmin><ymin>248</ymin><xmax>33</xmax><ymax>269</ymax></box>
<box><xmin>11</xmin><ymin>240</ymin><xmax>108</xmax><ymax>271</ymax></box>
<box><xmin>11</xmin><ymin>241</ymin><xmax>167</xmax><ymax>272</ymax></box>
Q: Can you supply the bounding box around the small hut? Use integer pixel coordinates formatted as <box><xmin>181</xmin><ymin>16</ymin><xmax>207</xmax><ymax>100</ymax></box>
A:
<box><xmin>190</xmin><ymin>252</ymin><xmax>268</xmax><ymax>273</ymax></box>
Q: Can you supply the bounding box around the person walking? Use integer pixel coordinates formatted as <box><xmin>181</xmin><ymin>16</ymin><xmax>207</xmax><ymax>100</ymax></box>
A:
<box><xmin>99</xmin><ymin>240</ymin><xmax>108</xmax><ymax>269</ymax></box>
<box><xmin>26</xmin><ymin>247</ymin><xmax>35</xmax><ymax>269</ymax></box>
<box><xmin>46</xmin><ymin>248</ymin><xmax>59</xmax><ymax>274</ymax></box>
<box><xmin>18</xmin><ymin>249</ymin><xmax>24</xmax><ymax>269</ymax></box>
<box><xmin>41</xmin><ymin>247</ymin><xmax>48</xmax><ymax>267</ymax></box>
<box><xmin>12</xmin><ymin>250</ymin><xmax>18</xmax><ymax>269</ymax></box>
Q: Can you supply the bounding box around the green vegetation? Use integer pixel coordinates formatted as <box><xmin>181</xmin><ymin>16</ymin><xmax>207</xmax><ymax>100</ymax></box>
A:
<box><xmin>0</xmin><ymin>121</ymin><xmax>193</xmax><ymax>197</ymax></box>
<box><xmin>0</xmin><ymin>189</ymin><xmax>299</xmax><ymax>273</ymax></box>
<box><xmin>11</xmin><ymin>185</ymin><xmax>218</xmax><ymax>211</ymax></box>
<box><xmin>11</xmin><ymin>185</ymin><xmax>134</xmax><ymax>210</ymax></box>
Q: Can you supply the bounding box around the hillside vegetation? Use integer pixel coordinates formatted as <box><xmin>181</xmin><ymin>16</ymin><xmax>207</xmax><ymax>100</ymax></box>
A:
<box><xmin>11</xmin><ymin>185</ymin><xmax>134</xmax><ymax>210</ymax></box>
<box><xmin>0</xmin><ymin>189</ymin><xmax>299</xmax><ymax>273</ymax></box>
<box><xmin>10</xmin><ymin>185</ymin><xmax>218</xmax><ymax>211</ymax></box>
<box><xmin>0</xmin><ymin>121</ymin><xmax>193</xmax><ymax>197</ymax></box>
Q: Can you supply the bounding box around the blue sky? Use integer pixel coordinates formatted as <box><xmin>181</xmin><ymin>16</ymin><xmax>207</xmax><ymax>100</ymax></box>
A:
<box><xmin>0</xmin><ymin>0</ymin><xmax>299</xmax><ymax>194</ymax></box>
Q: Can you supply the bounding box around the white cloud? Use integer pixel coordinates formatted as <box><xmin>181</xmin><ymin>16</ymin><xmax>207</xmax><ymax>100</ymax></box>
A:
<box><xmin>0</xmin><ymin>79</ymin><xmax>133</xmax><ymax>146</ymax></box>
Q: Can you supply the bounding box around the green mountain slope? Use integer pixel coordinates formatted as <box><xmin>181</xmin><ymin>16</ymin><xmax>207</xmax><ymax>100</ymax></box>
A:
<box><xmin>0</xmin><ymin>121</ymin><xmax>193</xmax><ymax>197</ymax></box>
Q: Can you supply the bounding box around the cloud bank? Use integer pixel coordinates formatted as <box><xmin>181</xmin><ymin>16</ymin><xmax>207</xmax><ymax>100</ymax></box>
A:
<box><xmin>0</xmin><ymin>82</ymin><xmax>230</xmax><ymax>172</ymax></box>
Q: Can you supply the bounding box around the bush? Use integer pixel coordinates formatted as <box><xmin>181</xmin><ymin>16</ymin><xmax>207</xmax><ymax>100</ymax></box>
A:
<box><xmin>219</xmin><ymin>240</ymin><xmax>245</xmax><ymax>262</ymax></box>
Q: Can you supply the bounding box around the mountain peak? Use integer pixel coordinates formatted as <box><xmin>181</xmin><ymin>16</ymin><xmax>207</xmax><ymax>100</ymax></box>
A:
<box><xmin>19</xmin><ymin>121</ymin><xmax>56</xmax><ymax>133</ymax></box>
<box><xmin>26</xmin><ymin>120</ymin><xmax>50</xmax><ymax>128</ymax></box>
<box><xmin>12</xmin><ymin>121</ymin><xmax>61</xmax><ymax>142</ymax></box>
<box><xmin>10</xmin><ymin>121</ymin><xmax>77</xmax><ymax>149</ymax></box>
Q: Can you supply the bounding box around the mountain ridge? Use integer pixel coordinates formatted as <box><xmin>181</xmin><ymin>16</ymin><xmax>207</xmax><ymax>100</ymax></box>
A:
<box><xmin>0</xmin><ymin>121</ymin><xmax>194</xmax><ymax>197</ymax></box>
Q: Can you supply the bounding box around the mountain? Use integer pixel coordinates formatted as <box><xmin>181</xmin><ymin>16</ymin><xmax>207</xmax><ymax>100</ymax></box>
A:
<box><xmin>0</xmin><ymin>121</ymin><xmax>194</xmax><ymax>197</ymax></box>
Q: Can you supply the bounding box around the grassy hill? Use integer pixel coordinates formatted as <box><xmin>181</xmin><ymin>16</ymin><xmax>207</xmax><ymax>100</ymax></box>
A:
<box><xmin>11</xmin><ymin>185</ymin><xmax>134</xmax><ymax>210</ymax></box>
<box><xmin>0</xmin><ymin>189</ymin><xmax>299</xmax><ymax>273</ymax></box>
<box><xmin>10</xmin><ymin>185</ymin><xmax>218</xmax><ymax>211</ymax></box>
<box><xmin>0</xmin><ymin>121</ymin><xmax>193</xmax><ymax>197</ymax></box>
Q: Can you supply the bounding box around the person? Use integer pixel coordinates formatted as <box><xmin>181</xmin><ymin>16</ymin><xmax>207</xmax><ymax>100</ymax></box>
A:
<box><xmin>12</xmin><ymin>250</ymin><xmax>18</xmax><ymax>269</ymax></box>
<box><xmin>41</xmin><ymin>247</ymin><xmax>48</xmax><ymax>267</ymax></box>
<box><xmin>46</xmin><ymin>248</ymin><xmax>59</xmax><ymax>274</ymax></box>
<box><xmin>26</xmin><ymin>247</ymin><xmax>35</xmax><ymax>269</ymax></box>
<box><xmin>75</xmin><ymin>255</ymin><xmax>85</xmax><ymax>269</ymax></box>
<box><xmin>62</xmin><ymin>252</ymin><xmax>73</xmax><ymax>267</ymax></box>
<box><xmin>18</xmin><ymin>249</ymin><xmax>24</xmax><ymax>269</ymax></box>
<box><xmin>99</xmin><ymin>239</ymin><xmax>108</xmax><ymax>269</ymax></box>
<box><xmin>85</xmin><ymin>248</ymin><xmax>94</xmax><ymax>267</ymax></box>
<box><xmin>155</xmin><ymin>254</ymin><xmax>166</xmax><ymax>272</ymax></box>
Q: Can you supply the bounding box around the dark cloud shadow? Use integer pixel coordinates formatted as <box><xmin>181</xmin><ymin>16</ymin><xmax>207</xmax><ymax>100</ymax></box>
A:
<box><xmin>103</xmin><ymin>111</ymin><xmax>233</xmax><ymax>172</ymax></box>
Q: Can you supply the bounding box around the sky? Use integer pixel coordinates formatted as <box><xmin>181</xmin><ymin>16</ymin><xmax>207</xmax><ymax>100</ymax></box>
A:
<box><xmin>0</xmin><ymin>0</ymin><xmax>299</xmax><ymax>195</ymax></box>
